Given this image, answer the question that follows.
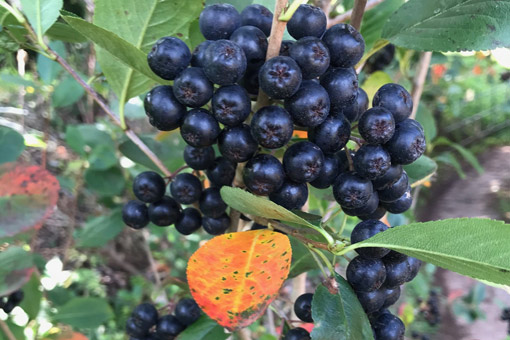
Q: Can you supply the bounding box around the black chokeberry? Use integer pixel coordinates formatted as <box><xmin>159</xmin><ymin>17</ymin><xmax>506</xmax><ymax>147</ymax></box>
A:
<box><xmin>243</xmin><ymin>154</ymin><xmax>285</xmax><ymax>196</ymax></box>
<box><xmin>156</xmin><ymin>315</ymin><xmax>186</xmax><ymax>338</ymax></box>
<box><xmin>212</xmin><ymin>85</ymin><xmax>251</xmax><ymax>127</ymax></box>
<box><xmin>8</xmin><ymin>290</ymin><xmax>23</xmax><ymax>305</ymax></box>
<box><xmin>175</xmin><ymin>207</ymin><xmax>202</xmax><ymax>235</ymax></box>
<box><xmin>353</xmin><ymin>145</ymin><xmax>391</xmax><ymax>180</ymax></box>
<box><xmin>122</xmin><ymin>200</ymin><xmax>149</xmax><ymax>229</ymax></box>
<box><xmin>283</xmin><ymin>327</ymin><xmax>311</xmax><ymax>340</ymax></box>
<box><xmin>284</xmin><ymin>80</ymin><xmax>330</xmax><ymax>127</ymax></box>
<box><xmin>356</xmin><ymin>290</ymin><xmax>385</xmax><ymax>314</ymax></box>
<box><xmin>372</xmin><ymin>311</ymin><xmax>405</xmax><ymax>340</ymax></box>
<box><xmin>382</xmin><ymin>253</ymin><xmax>411</xmax><ymax>289</ymax></box>
<box><xmin>133</xmin><ymin>171</ymin><xmax>166</xmax><ymax>203</ymax></box>
<box><xmin>251</xmin><ymin>105</ymin><xmax>294</xmax><ymax>149</ymax></box>
<box><xmin>359</xmin><ymin>107</ymin><xmax>395</xmax><ymax>145</ymax></box>
<box><xmin>180</xmin><ymin>108</ymin><xmax>220</xmax><ymax>147</ymax></box>
<box><xmin>310</xmin><ymin>154</ymin><xmax>340</xmax><ymax>189</ymax></box>
<box><xmin>230</xmin><ymin>25</ymin><xmax>268</xmax><ymax>66</ymax></box>
<box><xmin>173</xmin><ymin>67</ymin><xmax>213</xmax><ymax>108</ymax></box>
<box><xmin>148</xmin><ymin>196</ymin><xmax>182</xmax><ymax>226</ymax></box>
<box><xmin>191</xmin><ymin>40</ymin><xmax>212</xmax><ymax>68</ymax></box>
<box><xmin>381</xmin><ymin>286</ymin><xmax>401</xmax><ymax>309</ymax></box>
<box><xmin>308</xmin><ymin>114</ymin><xmax>351</xmax><ymax>154</ymax></box>
<box><xmin>331</xmin><ymin>87</ymin><xmax>368</xmax><ymax>123</ymax></box>
<box><xmin>333</xmin><ymin>172</ymin><xmax>373</xmax><ymax>209</ymax></box>
<box><xmin>373</xmin><ymin>83</ymin><xmax>413</xmax><ymax>123</ymax></box>
<box><xmin>279</xmin><ymin>40</ymin><xmax>294</xmax><ymax>56</ymax></box>
<box><xmin>343</xmin><ymin>191</ymin><xmax>379</xmax><ymax>218</ymax></box>
<box><xmin>203</xmin><ymin>40</ymin><xmax>247</xmax><ymax>85</ymax></box>
<box><xmin>289</xmin><ymin>37</ymin><xmax>330</xmax><ymax>79</ymax></box>
<box><xmin>359</xmin><ymin>205</ymin><xmax>387</xmax><ymax>221</ymax></box>
<box><xmin>126</xmin><ymin>317</ymin><xmax>147</xmax><ymax>338</ymax></box>
<box><xmin>283</xmin><ymin>141</ymin><xmax>324</xmax><ymax>183</ymax></box>
<box><xmin>132</xmin><ymin>303</ymin><xmax>158</xmax><ymax>330</ymax></box>
<box><xmin>347</xmin><ymin>256</ymin><xmax>386</xmax><ymax>292</ymax></box>
<box><xmin>372</xmin><ymin>164</ymin><xmax>403</xmax><ymax>191</ymax></box>
<box><xmin>202</xmin><ymin>213</ymin><xmax>231</xmax><ymax>235</ymax></box>
<box><xmin>294</xmin><ymin>293</ymin><xmax>313</xmax><ymax>323</ymax></box>
<box><xmin>287</xmin><ymin>4</ymin><xmax>326</xmax><ymax>40</ymax></box>
<box><xmin>259</xmin><ymin>56</ymin><xmax>302</xmax><ymax>99</ymax></box>
<box><xmin>385</xmin><ymin>119</ymin><xmax>426</xmax><ymax>165</ymax></box>
<box><xmin>320</xmin><ymin>67</ymin><xmax>358</xmax><ymax>107</ymax></box>
<box><xmin>378</xmin><ymin>171</ymin><xmax>409</xmax><ymax>202</ymax></box>
<box><xmin>199</xmin><ymin>4</ymin><xmax>241</xmax><ymax>40</ymax></box>
<box><xmin>170</xmin><ymin>173</ymin><xmax>202</xmax><ymax>205</ymax></box>
<box><xmin>183</xmin><ymin>145</ymin><xmax>215</xmax><ymax>170</ymax></box>
<box><xmin>407</xmin><ymin>257</ymin><xmax>422</xmax><ymax>282</ymax></box>
<box><xmin>269</xmin><ymin>179</ymin><xmax>308</xmax><ymax>210</ymax></box>
<box><xmin>351</xmin><ymin>219</ymin><xmax>390</xmax><ymax>259</ymax></box>
<box><xmin>322</xmin><ymin>24</ymin><xmax>365</xmax><ymax>68</ymax></box>
<box><xmin>206</xmin><ymin>157</ymin><xmax>237</xmax><ymax>187</ymax></box>
<box><xmin>175</xmin><ymin>298</ymin><xmax>201</xmax><ymax>326</ymax></box>
<box><xmin>144</xmin><ymin>86</ymin><xmax>186</xmax><ymax>131</ymax></box>
<box><xmin>381</xmin><ymin>187</ymin><xmax>412</xmax><ymax>214</ymax></box>
<box><xmin>251</xmin><ymin>223</ymin><xmax>267</xmax><ymax>230</ymax></box>
<box><xmin>148</xmin><ymin>37</ymin><xmax>191</xmax><ymax>80</ymax></box>
<box><xmin>199</xmin><ymin>187</ymin><xmax>227</xmax><ymax>218</ymax></box>
<box><xmin>240</xmin><ymin>4</ymin><xmax>273</xmax><ymax>36</ymax></box>
<box><xmin>240</xmin><ymin>65</ymin><xmax>260</xmax><ymax>95</ymax></box>
<box><xmin>218</xmin><ymin>124</ymin><xmax>258</xmax><ymax>163</ymax></box>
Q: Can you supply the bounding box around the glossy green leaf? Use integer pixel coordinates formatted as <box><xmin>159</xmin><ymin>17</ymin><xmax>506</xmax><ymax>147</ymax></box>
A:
<box><xmin>0</xmin><ymin>247</ymin><xmax>35</xmax><ymax>297</ymax></box>
<box><xmin>52</xmin><ymin>75</ymin><xmax>85</xmax><ymax>107</ymax></box>
<box><xmin>52</xmin><ymin>297</ymin><xmax>113</xmax><ymax>328</ymax></box>
<box><xmin>46</xmin><ymin>21</ymin><xmax>87</xmax><ymax>42</ymax></box>
<box><xmin>177</xmin><ymin>315</ymin><xmax>229</xmax><ymax>340</ymax></box>
<box><xmin>345</xmin><ymin>218</ymin><xmax>510</xmax><ymax>285</ymax></box>
<box><xmin>359</xmin><ymin>0</ymin><xmax>403</xmax><ymax>52</ymax></box>
<box><xmin>84</xmin><ymin>166</ymin><xmax>125</xmax><ymax>196</ymax></box>
<box><xmin>19</xmin><ymin>0</ymin><xmax>63</xmax><ymax>36</ymax></box>
<box><xmin>311</xmin><ymin>273</ymin><xmax>373</xmax><ymax>340</ymax></box>
<box><xmin>76</xmin><ymin>209</ymin><xmax>124</xmax><ymax>247</ymax></box>
<box><xmin>382</xmin><ymin>0</ymin><xmax>510</xmax><ymax>51</ymax></box>
<box><xmin>0</xmin><ymin>126</ymin><xmax>25</xmax><ymax>164</ymax></box>
<box><xmin>288</xmin><ymin>236</ymin><xmax>334</xmax><ymax>278</ymax></box>
<box><xmin>404</xmin><ymin>155</ymin><xmax>437</xmax><ymax>186</ymax></box>
<box><xmin>19</xmin><ymin>273</ymin><xmax>42</xmax><ymax>320</ymax></box>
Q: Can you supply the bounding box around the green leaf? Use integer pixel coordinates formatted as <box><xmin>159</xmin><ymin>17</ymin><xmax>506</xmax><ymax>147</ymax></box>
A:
<box><xmin>0</xmin><ymin>247</ymin><xmax>35</xmax><ymax>297</ymax></box>
<box><xmin>88</xmin><ymin>145</ymin><xmax>118</xmax><ymax>170</ymax></box>
<box><xmin>435</xmin><ymin>152</ymin><xmax>466</xmax><ymax>179</ymax></box>
<box><xmin>36</xmin><ymin>40</ymin><xmax>66</xmax><ymax>84</ymax></box>
<box><xmin>84</xmin><ymin>166</ymin><xmax>125</xmax><ymax>196</ymax></box>
<box><xmin>0</xmin><ymin>126</ymin><xmax>25</xmax><ymax>164</ymax></box>
<box><xmin>52</xmin><ymin>297</ymin><xmax>113</xmax><ymax>328</ymax></box>
<box><xmin>361</xmin><ymin>71</ymin><xmax>392</xmax><ymax>103</ymax></box>
<box><xmin>76</xmin><ymin>209</ymin><xmax>124</xmax><ymax>248</ymax></box>
<box><xmin>177</xmin><ymin>315</ymin><xmax>229</xmax><ymax>340</ymax></box>
<box><xmin>434</xmin><ymin>137</ymin><xmax>483</xmax><ymax>174</ymax></box>
<box><xmin>65</xmin><ymin>124</ymin><xmax>114</xmax><ymax>156</ymax></box>
<box><xmin>52</xmin><ymin>75</ymin><xmax>85</xmax><ymax>107</ymax></box>
<box><xmin>381</xmin><ymin>0</ymin><xmax>510</xmax><ymax>51</ymax></box>
<box><xmin>311</xmin><ymin>273</ymin><xmax>373</xmax><ymax>340</ymax></box>
<box><xmin>404</xmin><ymin>155</ymin><xmax>437</xmax><ymax>187</ymax></box>
<box><xmin>289</xmin><ymin>236</ymin><xmax>315</xmax><ymax>278</ymax></box>
<box><xmin>19</xmin><ymin>273</ymin><xmax>42</xmax><ymax>320</ymax></box>
<box><xmin>359</xmin><ymin>0</ymin><xmax>403</xmax><ymax>52</ymax></box>
<box><xmin>46</xmin><ymin>21</ymin><xmax>87</xmax><ymax>42</ymax></box>
<box><xmin>415</xmin><ymin>103</ymin><xmax>437</xmax><ymax>143</ymax></box>
<box><xmin>19</xmin><ymin>0</ymin><xmax>63</xmax><ymax>36</ymax></box>
<box><xmin>345</xmin><ymin>218</ymin><xmax>510</xmax><ymax>285</ymax></box>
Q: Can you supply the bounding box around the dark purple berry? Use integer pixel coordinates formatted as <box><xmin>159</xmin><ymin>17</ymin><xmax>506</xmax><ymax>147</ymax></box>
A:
<box><xmin>283</xmin><ymin>327</ymin><xmax>311</xmax><ymax>340</ymax></box>
<box><xmin>199</xmin><ymin>187</ymin><xmax>227</xmax><ymax>218</ymax></box>
<box><xmin>173</xmin><ymin>67</ymin><xmax>213</xmax><ymax>108</ymax></box>
<box><xmin>351</xmin><ymin>219</ymin><xmax>390</xmax><ymax>259</ymax></box>
<box><xmin>283</xmin><ymin>141</ymin><xmax>324</xmax><ymax>183</ymax></box>
<box><xmin>144</xmin><ymin>86</ymin><xmax>186</xmax><ymax>131</ymax></box>
<box><xmin>170</xmin><ymin>173</ymin><xmax>202</xmax><ymax>204</ymax></box>
<box><xmin>333</xmin><ymin>172</ymin><xmax>373</xmax><ymax>209</ymax></box>
<box><xmin>156</xmin><ymin>315</ymin><xmax>185</xmax><ymax>338</ymax></box>
<box><xmin>279</xmin><ymin>40</ymin><xmax>295</xmax><ymax>56</ymax></box>
<box><xmin>381</xmin><ymin>286</ymin><xmax>401</xmax><ymax>309</ymax></box>
<box><xmin>230</xmin><ymin>25</ymin><xmax>268</xmax><ymax>65</ymax></box>
<box><xmin>308</xmin><ymin>114</ymin><xmax>351</xmax><ymax>154</ymax></box>
<box><xmin>342</xmin><ymin>191</ymin><xmax>379</xmax><ymax>218</ymax></box>
<box><xmin>206</xmin><ymin>157</ymin><xmax>236</xmax><ymax>187</ymax></box>
<box><xmin>289</xmin><ymin>37</ymin><xmax>330</xmax><ymax>79</ymax></box>
<box><xmin>406</xmin><ymin>257</ymin><xmax>422</xmax><ymax>282</ymax></box>
<box><xmin>240</xmin><ymin>4</ymin><xmax>273</xmax><ymax>36</ymax></box>
<box><xmin>359</xmin><ymin>107</ymin><xmax>395</xmax><ymax>145</ymax></box>
<box><xmin>372</xmin><ymin>311</ymin><xmax>405</xmax><ymax>340</ymax></box>
<box><xmin>294</xmin><ymin>293</ymin><xmax>313</xmax><ymax>323</ymax></box>
<box><xmin>202</xmin><ymin>213</ymin><xmax>230</xmax><ymax>235</ymax></box>
<box><xmin>284</xmin><ymin>80</ymin><xmax>330</xmax><ymax>127</ymax></box>
<box><xmin>183</xmin><ymin>145</ymin><xmax>215</xmax><ymax>170</ymax></box>
<box><xmin>133</xmin><ymin>171</ymin><xmax>166</xmax><ymax>203</ymax></box>
<box><xmin>147</xmin><ymin>37</ymin><xmax>191</xmax><ymax>80</ymax></box>
<box><xmin>359</xmin><ymin>205</ymin><xmax>387</xmax><ymax>221</ymax></box>
<box><xmin>372</xmin><ymin>164</ymin><xmax>403</xmax><ymax>190</ymax></box>
<box><xmin>199</xmin><ymin>4</ymin><xmax>241</xmax><ymax>40</ymax></box>
<box><xmin>269</xmin><ymin>179</ymin><xmax>308</xmax><ymax>210</ymax></box>
<box><xmin>259</xmin><ymin>56</ymin><xmax>302</xmax><ymax>99</ymax></box>
<box><xmin>132</xmin><ymin>303</ymin><xmax>158</xmax><ymax>330</ymax></box>
<box><xmin>310</xmin><ymin>154</ymin><xmax>341</xmax><ymax>189</ymax></box>
<box><xmin>373</xmin><ymin>83</ymin><xmax>413</xmax><ymax>123</ymax></box>
<box><xmin>378</xmin><ymin>171</ymin><xmax>409</xmax><ymax>202</ymax></box>
<box><xmin>385</xmin><ymin>119</ymin><xmax>426</xmax><ymax>165</ymax></box>
<box><xmin>320</xmin><ymin>67</ymin><xmax>358</xmax><ymax>107</ymax></box>
<box><xmin>347</xmin><ymin>256</ymin><xmax>387</xmax><ymax>292</ymax></box>
<box><xmin>353</xmin><ymin>145</ymin><xmax>391</xmax><ymax>180</ymax></box>
<box><xmin>251</xmin><ymin>105</ymin><xmax>294</xmax><ymax>149</ymax></box>
<box><xmin>382</xmin><ymin>253</ymin><xmax>411</xmax><ymax>289</ymax></box>
<box><xmin>381</xmin><ymin>188</ymin><xmax>412</xmax><ymax>214</ymax></box>
<box><xmin>180</xmin><ymin>108</ymin><xmax>220</xmax><ymax>147</ymax></box>
<box><xmin>203</xmin><ymin>40</ymin><xmax>247</xmax><ymax>85</ymax></box>
<box><xmin>148</xmin><ymin>196</ymin><xmax>182</xmax><ymax>226</ymax></box>
<box><xmin>126</xmin><ymin>317</ymin><xmax>147</xmax><ymax>338</ymax></box>
<box><xmin>212</xmin><ymin>85</ymin><xmax>251</xmax><ymax>126</ymax></box>
<box><xmin>287</xmin><ymin>4</ymin><xmax>326</xmax><ymax>39</ymax></box>
<box><xmin>243</xmin><ymin>154</ymin><xmax>285</xmax><ymax>196</ymax></box>
<box><xmin>218</xmin><ymin>124</ymin><xmax>258</xmax><ymax>163</ymax></box>
<box><xmin>191</xmin><ymin>40</ymin><xmax>212</xmax><ymax>68</ymax></box>
<box><xmin>122</xmin><ymin>200</ymin><xmax>149</xmax><ymax>229</ymax></box>
<box><xmin>175</xmin><ymin>207</ymin><xmax>202</xmax><ymax>235</ymax></box>
<box><xmin>175</xmin><ymin>298</ymin><xmax>201</xmax><ymax>325</ymax></box>
<box><xmin>322</xmin><ymin>24</ymin><xmax>364</xmax><ymax>68</ymax></box>
<box><xmin>356</xmin><ymin>290</ymin><xmax>385</xmax><ymax>314</ymax></box>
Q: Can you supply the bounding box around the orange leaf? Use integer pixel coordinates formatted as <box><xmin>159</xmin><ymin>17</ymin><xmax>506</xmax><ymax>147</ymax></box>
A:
<box><xmin>57</xmin><ymin>331</ymin><xmax>89</xmax><ymax>340</ymax></box>
<box><xmin>187</xmin><ymin>230</ymin><xmax>292</xmax><ymax>331</ymax></box>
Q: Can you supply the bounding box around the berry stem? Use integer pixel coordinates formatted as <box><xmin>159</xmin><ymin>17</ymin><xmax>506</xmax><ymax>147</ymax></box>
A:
<box><xmin>309</xmin><ymin>245</ymin><xmax>335</xmax><ymax>275</ymax></box>
<box><xmin>308</xmin><ymin>246</ymin><xmax>330</xmax><ymax>278</ymax></box>
<box><xmin>337</xmin><ymin>213</ymin><xmax>348</xmax><ymax>237</ymax></box>
<box><xmin>411</xmin><ymin>51</ymin><xmax>433</xmax><ymax>119</ymax></box>
<box><xmin>345</xmin><ymin>148</ymin><xmax>354</xmax><ymax>171</ymax></box>
<box><xmin>278</xmin><ymin>0</ymin><xmax>307</xmax><ymax>21</ymax></box>
<box><xmin>166</xmin><ymin>165</ymin><xmax>190</xmax><ymax>181</ymax></box>
<box><xmin>350</xmin><ymin>0</ymin><xmax>368</xmax><ymax>31</ymax></box>
<box><xmin>350</xmin><ymin>136</ymin><xmax>365</xmax><ymax>147</ymax></box>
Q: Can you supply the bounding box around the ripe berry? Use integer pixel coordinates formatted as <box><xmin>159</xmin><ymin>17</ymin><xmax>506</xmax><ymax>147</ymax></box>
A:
<box><xmin>359</xmin><ymin>205</ymin><xmax>387</xmax><ymax>221</ymax></box>
<box><xmin>365</xmin><ymin>44</ymin><xmax>396</xmax><ymax>74</ymax></box>
<box><xmin>175</xmin><ymin>207</ymin><xmax>202</xmax><ymax>235</ymax></box>
<box><xmin>353</xmin><ymin>145</ymin><xmax>391</xmax><ymax>180</ymax></box>
<box><xmin>243</xmin><ymin>154</ymin><xmax>285</xmax><ymax>196</ymax></box>
<box><xmin>382</xmin><ymin>253</ymin><xmax>411</xmax><ymax>288</ymax></box>
<box><xmin>372</xmin><ymin>311</ymin><xmax>405</xmax><ymax>340</ymax></box>
<box><xmin>331</xmin><ymin>87</ymin><xmax>368</xmax><ymax>123</ymax></box>
<box><xmin>373</xmin><ymin>83</ymin><xmax>413</xmax><ymax>123</ymax></box>
<box><xmin>173</xmin><ymin>67</ymin><xmax>213</xmax><ymax>108</ymax></box>
<box><xmin>133</xmin><ymin>171</ymin><xmax>166</xmax><ymax>203</ymax></box>
<box><xmin>333</xmin><ymin>172</ymin><xmax>373</xmax><ymax>209</ymax></box>
<box><xmin>148</xmin><ymin>37</ymin><xmax>191</xmax><ymax>80</ymax></box>
<box><xmin>239</xmin><ymin>64</ymin><xmax>261</xmax><ymax>95</ymax></box>
<box><xmin>191</xmin><ymin>40</ymin><xmax>212</xmax><ymax>68</ymax></box>
<box><xmin>251</xmin><ymin>105</ymin><xmax>294</xmax><ymax>149</ymax></box>
<box><xmin>378</xmin><ymin>171</ymin><xmax>409</xmax><ymax>202</ymax></box>
<box><xmin>310</xmin><ymin>154</ymin><xmax>341</xmax><ymax>189</ymax></box>
<box><xmin>283</xmin><ymin>327</ymin><xmax>311</xmax><ymax>340</ymax></box>
<box><xmin>359</xmin><ymin>107</ymin><xmax>396</xmax><ymax>145</ymax></box>
<box><xmin>406</xmin><ymin>257</ymin><xmax>422</xmax><ymax>282</ymax></box>
<box><xmin>230</xmin><ymin>25</ymin><xmax>268</xmax><ymax>66</ymax></box>
<box><xmin>183</xmin><ymin>145</ymin><xmax>215</xmax><ymax>170</ymax></box>
<box><xmin>132</xmin><ymin>303</ymin><xmax>158</xmax><ymax>330</ymax></box>
<box><xmin>175</xmin><ymin>298</ymin><xmax>201</xmax><ymax>326</ymax></box>
<box><xmin>180</xmin><ymin>108</ymin><xmax>220</xmax><ymax>147</ymax></box>
<box><xmin>259</xmin><ymin>56</ymin><xmax>302</xmax><ymax>99</ymax></box>
<box><xmin>218</xmin><ymin>124</ymin><xmax>258</xmax><ymax>163</ymax></box>
<box><xmin>294</xmin><ymin>293</ymin><xmax>313</xmax><ymax>323</ymax></box>
<box><xmin>343</xmin><ymin>191</ymin><xmax>379</xmax><ymax>218</ymax></box>
<box><xmin>385</xmin><ymin>119</ymin><xmax>426</xmax><ymax>165</ymax></box>
<box><xmin>308</xmin><ymin>114</ymin><xmax>351</xmax><ymax>154</ymax></box>
<box><xmin>199</xmin><ymin>187</ymin><xmax>227</xmax><ymax>218</ymax></box>
<box><xmin>356</xmin><ymin>290</ymin><xmax>385</xmax><ymax>314</ymax></box>
<box><xmin>287</xmin><ymin>4</ymin><xmax>326</xmax><ymax>39</ymax></box>
<box><xmin>320</xmin><ymin>67</ymin><xmax>358</xmax><ymax>107</ymax></box>
<box><xmin>170</xmin><ymin>173</ymin><xmax>202</xmax><ymax>204</ymax></box>
<box><xmin>351</xmin><ymin>219</ymin><xmax>390</xmax><ymax>259</ymax></box>
<box><xmin>126</xmin><ymin>317</ymin><xmax>147</xmax><ymax>338</ymax></box>
<box><xmin>203</xmin><ymin>40</ymin><xmax>247</xmax><ymax>85</ymax></box>
<box><xmin>284</xmin><ymin>80</ymin><xmax>330</xmax><ymax>127</ymax></box>
<box><xmin>269</xmin><ymin>179</ymin><xmax>308</xmax><ymax>210</ymax></box>
<box><xmin>322</xmin><ymin>24</ymin><xmax>365</xmax><ymax>68</ymax></box>
<box><xmin>2</xmin><ymin>300</ymin><xmax>15</xmax><ymax>313</ymax></box>
<box><xmin>206</xmin><ymin>157</ymin><xmax>237</xmax><ymax>187</ymax></box>
<box><xmin>202</xmin><ymin>213</ymin><xmax>231</xmax><ymax>235</ymax></box>
<box><xmin>372</xmin><ymin>164</ymin><xmax>403</xmax><ymax>190</ymax></box>
<box><xmin>381</xmin><ymin>286</ymin><xmax>401</xmax><ymax>309</ymax></box>
<box><xmin>155</xmin><ymin>315</ymin><xmax>185</xmax><ymax>338</ymax></box>
<box><xmin>148</xmin><ymin>196</ymin><xmax>182</xmax><ymax>226</ymax></box>
<box><xmin>240</xmin><ymin>4</ymin><xmax>273</xmax><ymax>36</ymax></box>
<box><xmin>279</xmin><ymin>40</ymin><xmax>294</xmax><ymax>56</ymax></box>
<box><xmin>212</xmin><ymin>85</ymin><xmax>251</xmax><ymax>126</ymax></box>
<box><xmin>8</xmin><ymin>290</ymin><xmax>23</xmax><ymax>305</ymax></box>
<box><xmin>199</xmin><ymin>4</ymin><xmax>241</xmax><ymax>40</ymax></box>
<box><xmin>144</xmin><ymin>86</ymin><xmax>186</xmax><ymax>131</ymax></box>
<box><xmin>289</xmin><ymin>37</ymin><xmax>330</xmax><ymax>79</ymax></box>
<box><xmin>283</xmin><ymin>141</ymin><xmax>324</xmax><ymax>183</ymax></box>
<box><xmin>381</xmin><ymin>188</ymin><xmax>412</xmax><ymax>214</ymax></box>
<box><xmin>122</xmin><ymin>200</ymin><xmax>149</xmax><ymax>229</ymax></box>
<box><xmin>347</xmin><ymin>256</ymin><xmax>387</xmax><ymax>292</ymax></box>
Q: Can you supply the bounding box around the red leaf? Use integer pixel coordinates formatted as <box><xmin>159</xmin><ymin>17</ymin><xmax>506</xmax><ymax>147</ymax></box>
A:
<box><xmin>187</xmin><ymin>230</ymin><xmax>292</xmax><ymax>331</ymax></box>
<box><xmin>0</xmin><ymin>163</ymin><xmax>59</xmax><ymax>238</ymax></box>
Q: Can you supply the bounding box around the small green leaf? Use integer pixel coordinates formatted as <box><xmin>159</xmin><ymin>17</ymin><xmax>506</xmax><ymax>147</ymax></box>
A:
<box><xmin>76</xmin><ymin>209</ymin><xmax>124</xmax><ymax>247</ymax></box>
<box><xmin>345</xmin><ymin>218</ymin><xmax>510</xmax><ymax>285</ymax></box>
<box><xmin>52</xmin><ymin>75</ymin><xmax>85</xmax><ymax>107</ymax></box>
<box><xmin>177</xmin><ymin>315</ymin><xmax>229</xmax><ymax>340</ymax></box>
<box><xmin>88</xmin><ymin>145</ymin><xmax>118</xmax><ymax>170</ymax></box>
<box><xmin>0</xmin><ymin>126</ymin><xmax>25</xmax><ymax>164</ymax></box>
<box><xmin>84</xmin><ymin>166</ymin><xmax>125</xmax><ymax>196</ymax></box>
<box><xmin>0</xmin><ymin>247</ymin><xmax>35</xmax><ymax>297</ymax></box>
<box><xmin>404</xmin><ymin>155</ymin><xmax>437</xmax><ymax>186</ymax></box>
<box><xmin>382</xmin><ymin>0</ymin><xmax>510</xmax><ymax>51</ymax></box>
<box><xmin>19</xmin><ymin>273</ymin><xmax>42</xmax><ymax>320</ymax></box>
<box><xmin>52</xmin><ymin>297</ymin><xmax>113</xmax><ymax>328</ymax></box>
<box><xmin>20</xmin><ymin>0</ymin><xmax>63</xmax><ymax>36</ymax></box>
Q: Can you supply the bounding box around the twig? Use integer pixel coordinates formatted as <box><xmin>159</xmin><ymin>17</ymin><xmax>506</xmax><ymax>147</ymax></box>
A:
<box><xmin>142</xmin><ymin>229</ymin><xmax>162</xmax><ymax>289</ymax></box>
<box><xmin>229</xmin><ymin>208</ymin><xmax>241</xmax><ymax>232</ymax></box>
<box><xmin>237</xmin><ymin>328</ymin><xmax>252</xmax><ymax>340</ymax></box>
<box><xmin>410</xmin><ymin>51</ymin><xmax>433</xmax><ymax>119</ymax></box>
<box><xmin>349</xmin><ymin>0</ymin><xmax>368</xmax><ymax>31</ymax></box>
<box><xmin>350</xmin><ymin>136</ymin><xmax>364</xmax><ymax>147</ymax></box>
<box><xmin>0</xmin><ymin>320</ymin><xmax>15</xmax><ymax>340</ymax></box>
<box><xmin>327</xmin><ymin>0</ymin><xmax>384</xmax><ymax>27</ymax></box>
<box><xmin>102</xmin><ymin>247</ymin><xmax>145</xmax><ymax>277</ymax></box>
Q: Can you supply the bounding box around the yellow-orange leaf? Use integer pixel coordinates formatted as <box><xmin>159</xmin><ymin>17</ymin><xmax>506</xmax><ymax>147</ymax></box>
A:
<box><xmin>57</xmin><ymin>331</ymin><xmax>88</xmax><ymax>340</ymax></box>
<box><xmin>187</xmin><ymin>230</ymin><xmax>292</xmax><ymax>331</ymax></box>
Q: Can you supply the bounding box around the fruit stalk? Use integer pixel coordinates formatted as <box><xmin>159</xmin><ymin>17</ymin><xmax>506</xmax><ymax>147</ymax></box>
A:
<box><xmin>350</xmin><ymin>0</ymin><xmax>368</xmax><ymax>31</ymax></box>
<box><xmin>411</xmin><ymin>51</ymin><xmax>433</xmax><ymax>119</ymax></box>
